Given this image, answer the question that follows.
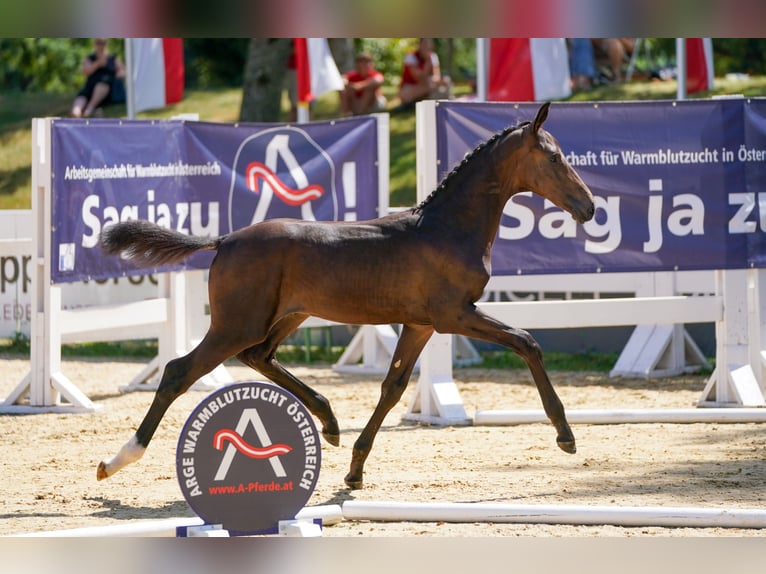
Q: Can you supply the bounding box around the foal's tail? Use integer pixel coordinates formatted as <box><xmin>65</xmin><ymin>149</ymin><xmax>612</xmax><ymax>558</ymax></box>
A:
<box><xmin>100</xmin><ymin>220</ymin><xmax>223</xmax><ymax>267</ymax></box>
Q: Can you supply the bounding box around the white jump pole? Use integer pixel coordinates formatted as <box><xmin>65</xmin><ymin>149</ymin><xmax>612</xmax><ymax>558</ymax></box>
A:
<box><xmin>342</xmin><ymin>500</ymin><xmax>766</xmax><ymax>529</ymax></box>
<box><xmin>10</xmin><ymin>504</ymin><xmax>343</xmax><ymax>537</ymax></box>
<box><xmin>475</xmin><ymin>408</ymin><xmax>766</xmax><ymax>426</ymax></box>
<box><xmin>11</xmin><ymin>516</ymin><xmax>206</xmax><ymax>538</ymax></box>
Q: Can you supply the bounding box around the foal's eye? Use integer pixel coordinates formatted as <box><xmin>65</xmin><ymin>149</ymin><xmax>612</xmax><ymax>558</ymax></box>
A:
<box><xmin>549</xmin><ymin>153</ymin><xmax>561</xmax><ymax>163</ymax></box>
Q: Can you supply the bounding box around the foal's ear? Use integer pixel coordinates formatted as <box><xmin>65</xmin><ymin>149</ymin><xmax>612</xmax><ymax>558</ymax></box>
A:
<box><xmin>533</xmin><ymin>102</ymin><xmax>551</xmax><ymax>133</ymax></box>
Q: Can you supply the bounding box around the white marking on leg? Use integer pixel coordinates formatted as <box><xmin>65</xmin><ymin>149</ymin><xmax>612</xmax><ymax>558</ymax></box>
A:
<box><xmin>101</xmin><ymin>436</ymin><xmax>146</xmax><ymax>477</ymax></box>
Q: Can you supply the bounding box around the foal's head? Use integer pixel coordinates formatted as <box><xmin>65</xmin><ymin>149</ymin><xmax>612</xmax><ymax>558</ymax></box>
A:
<box><xmin>500</xmin><ymin>102</ymin><xmax>595</xmax><ymax>224</ymax></box>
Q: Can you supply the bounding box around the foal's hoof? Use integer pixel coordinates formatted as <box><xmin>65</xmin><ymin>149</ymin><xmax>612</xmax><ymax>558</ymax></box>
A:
<box><xmin>344</xmin><ymin>473</ymin><xmax>363</xmax><ymax>490</ymax></box>
<box><xmin>557</xmin><ymin>439</ymin><xmax>577</xmax><ymax>454</ymax></box>
<box><xmin>322</xmin><ymin>430</ymin><xmax>340</xmax><ymax>447</ymax></box>
<box><xmin>96</xmin><ymin>461</ymin><xmax>109</xmax><ymax>481</ymax></box>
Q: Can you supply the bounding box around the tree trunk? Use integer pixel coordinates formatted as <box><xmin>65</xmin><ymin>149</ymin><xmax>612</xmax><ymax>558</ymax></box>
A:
<box><xmin>328</xmin><ymin>38</ymin><xmax>354</xmax><ymax>74</ymax></box>
<box><xmin>239</xmin><ymin>38</ymin><xmax>292</xmax><ymax>122</ymax></box>
<box><xmin>444</xmin><ymin>39</ymin><xmax>455</xmax><ymax>80</ymax></box>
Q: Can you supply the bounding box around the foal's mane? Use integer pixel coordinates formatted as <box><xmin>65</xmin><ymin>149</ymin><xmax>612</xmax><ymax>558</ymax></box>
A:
<box><xmin>413</xmin><ymin>120</ymin><xmax>531</xmax><ymax>213</ymax></box>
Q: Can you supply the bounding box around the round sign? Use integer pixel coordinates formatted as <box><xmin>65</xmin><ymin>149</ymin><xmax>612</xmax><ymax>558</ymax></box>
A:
<box><xmin>176</xmin><ymin>381</ymin><xmax>321</xmax><ymax>533</ymax></box>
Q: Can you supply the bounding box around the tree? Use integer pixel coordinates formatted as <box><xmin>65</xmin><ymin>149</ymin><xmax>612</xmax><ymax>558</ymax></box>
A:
<box><xmin>184</xmin><ymin>39</ymin><xmax>249</xmax><ymax>88</ymax></box>
<box><xmin>239</xmin><ymin>38</ymin><xmax>292</xmax><ymax>123</ymax></box>
<box><xmin>0</xmin><ymin>38</ymin><xmax>96</xmax><ymax>93</ymax></box>
<box><xmin>328</xmin><ymin>38</ymin><xmax>354</xmax><ymax>75</ymax></box>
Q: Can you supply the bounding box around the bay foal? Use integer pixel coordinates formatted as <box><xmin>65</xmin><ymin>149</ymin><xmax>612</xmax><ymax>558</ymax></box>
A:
<box><xmin>98</xmin><ymin>103</ymin><xmax>594</xmax><ymax>489</ymax></box>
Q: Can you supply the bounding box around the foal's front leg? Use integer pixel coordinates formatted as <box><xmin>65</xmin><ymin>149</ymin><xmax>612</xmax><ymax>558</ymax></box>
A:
<box><xmin>445</xmin><ymin>307</ymin><xmax>576</xmax><ymax>454</ymax></box>
<box><xmin>345</xmin><ymin>324</ymin><xmax>434</xmax><ymax>489</ymax></box>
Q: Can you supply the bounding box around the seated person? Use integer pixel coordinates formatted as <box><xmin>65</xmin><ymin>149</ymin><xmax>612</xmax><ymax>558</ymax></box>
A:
<box><xmin>568</xmin><ymin>38</ymin><xmax>596</xmax><ymax>90</ymax></box>
<box><xmin>71</xmin><ymin>38</ymin><xmax>126</xmax><ymax>118</ymax></box>
<box><xmin>591</xmin><ymin>38</ymin><xmax>635</xmax><ymax>83</ymax></box>
<box><xmin>340</xmin><ymin>52</ymin><xmax>387</xmax><ymax>116</ymax></box>
<box><xmin>398</xmin><ymin>38</ymin><xmax>452</xmax><ymax>106</ymax></box>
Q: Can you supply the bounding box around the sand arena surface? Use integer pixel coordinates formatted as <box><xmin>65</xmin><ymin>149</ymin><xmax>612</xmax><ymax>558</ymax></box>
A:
<box><xmin>1</xmin><ymin>355</ymin><xmax>765</xmax><ymax>537</ymax></box>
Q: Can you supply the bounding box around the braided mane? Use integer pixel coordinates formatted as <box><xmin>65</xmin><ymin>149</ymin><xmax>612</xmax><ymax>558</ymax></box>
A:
<box><xmin>413</xmin><ymin>120</ymin><xmax>530</xmax><ymax>213</ymax></box>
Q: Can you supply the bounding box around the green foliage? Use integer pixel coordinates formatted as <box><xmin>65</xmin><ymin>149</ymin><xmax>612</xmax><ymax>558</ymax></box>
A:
<box><xmin>387</xmin><ymin>107</ymin><xmax>417</xmax><ymax>206</ymax></box>
<box><xmin>272</xmin><ymin>345</ymin><xmax>345</xmax><ymax>365</ymax></box>
<box><xmin>712</xmin><ymin>38</ymin><xmax>766</xmax><ymax>75</ymax></box>
<box><xmin>0</xmin><ymin>337</ymin><xmax>159</xmax><ymax>358</ymax></box>
<box><xmin>184</xmin><ymin>39</ymin><xmax>249</xmax><ymax>88</ymax></box>
<box><xmin>631</xmin><ymin>38</ymin><xmax>766</xmax><ymax>77</ymax></box>
<box><xmin>60</xmin><ymin>340</ymin><xmax>158</xmax><ymax>358</ymax></box>
<box><xmin>0</xmin><ymin>38</ymin><xmax>117</xmax><ymax>94</ymax></box>
<box><xmin>446</xmin><ymin>38</ymin><xmax>479</xmax><ymax>82</ymax></box>
<box><xmin>0</xmin><ymin>332</ymin><xmax>30</xmax><ymax>354</ymax></box>
<box><xmin>479</xmin><ymin>350</ymin><xmax>620</xmax><ymax>372</ymax></box>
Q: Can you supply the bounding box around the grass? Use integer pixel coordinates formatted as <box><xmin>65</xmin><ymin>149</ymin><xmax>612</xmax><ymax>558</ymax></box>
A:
<box><xmin>0</xmin><ymin>331</ymin><xmax>341</xmax><ymax>362</ymax></box>
<box><xmin>0</xmin><ymin>333</ymin><xmax>625</xmax><ymax>372</ymax></box>
<box><xmin>479</xmin><ymin>350</ymin><xmax>620</xmax><ymax>371</ymax></box>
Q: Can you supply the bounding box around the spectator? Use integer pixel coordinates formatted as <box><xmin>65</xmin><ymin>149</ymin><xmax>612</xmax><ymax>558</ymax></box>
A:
<box><xmin>398</xmin><ymin>38</ymin><xmax>452</xmax><ymax>106</ymax></box>
<box><xmin>71</xmin><ymin>38</ymin><xmax>126</xmax><ymax>118</ymax></box>
<box><xmin>568</xmin><ymin>38</ymin><xmax>596</xmax><ymax>91</ymax></box>
<box><xmin>340</xmin><ymin>51</ymin><xmax>387</xmax><ymax>116</ymax></box>
<box><xmin>592</xmin><ymin>38</ymin><xmax>635</xmax><ymax>83</ymax></box>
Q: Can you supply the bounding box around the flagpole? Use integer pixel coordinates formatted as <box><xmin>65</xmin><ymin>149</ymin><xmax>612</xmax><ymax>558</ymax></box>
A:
<box><xmin>676</xmin><ymin>38</ymin><xmax>687</xmax><ymax>100</ymax></box>
<box><xmin>297</xmin><ymin>102</ymin><xmax>310</xmax><ymax>123</ymax></box>
<box><xmin>476</xmin><ymin>38</ymin><xmax>488</xmax><ymax>102</ymax></box>
<box><xmin>125</xmin><ymin>38</ymin><xmax>136</xmax><ymax>119</ymax></box>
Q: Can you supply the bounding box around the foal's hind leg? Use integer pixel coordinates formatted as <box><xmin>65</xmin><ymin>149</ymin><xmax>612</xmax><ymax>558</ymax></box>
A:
<box><xmin>236</xmin><ymin>314</ymin><xmax>340</xmax><ymax>446</ymax></box>
<box><xmin>442</xmin><ymin>307</ymin><xmax>576</xmax><ymax>454</ymax></box>
<box><xmin>97</xmin><ymin>331</ymin><xmax>244</xmax><ymax>480</ymax></box>
<box><xmin>345</xmin><ymin>324</ymin><xmax>434</xmax><ymax>489</ymax></box>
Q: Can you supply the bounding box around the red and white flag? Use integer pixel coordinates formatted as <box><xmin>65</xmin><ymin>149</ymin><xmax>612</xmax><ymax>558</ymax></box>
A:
<box><xmin>294</xmin><ymin>38</ymin><xmax>344</xmax><ymax>104</ymax></box>
<box><xmin>487</xmin><ymin>38</ymin><xmax>571</xmax><ymax>102</ymax></box>
<box><xmin>685</xmin><ymin>38</ymin><xmax>714</xmax><ymax>94</ymax></box>
<box><xmin>127</xmin><ymin>38</ymin><xmax>184</xmax><ymax>113</ymax></box>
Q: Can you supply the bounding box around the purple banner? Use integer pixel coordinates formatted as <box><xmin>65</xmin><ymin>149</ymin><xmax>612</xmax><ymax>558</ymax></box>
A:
<box><xmin>51</xmin><ymin>117</ymin><xmax>380</xmax><ymax>283</ymax></box>
<box><xmin>436</xmin><ymin>98</ymin><xmax>766</xmax><ymax>275</ymax></box>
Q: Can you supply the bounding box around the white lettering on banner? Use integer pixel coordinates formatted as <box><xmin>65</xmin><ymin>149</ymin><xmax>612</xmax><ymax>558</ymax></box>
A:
<box><xmin>583</xmin><ymin>196</ymin><xmax>622</xmax><ymax>254</ymax></box>
<box><xmin>738</xmin><ymin>145</ymin><xmax>766</xmax><ymax>162</ymax></box>
<box><xmin>565</xmin><ymin>145</ymin><xmax>766</xmax><ymax>169</ymax></box>
<box><xmin>64</xmin><ymin>161</ymin><xmax>222</xmax><ymax>183</ymax></box>
<box><xmin>499</xmin><ymin>181</ymin><xmax>714</xmax><ymax>257</ymax></box>
<box><xmin>727</xmin><ymin>192</ymin><xmax>766</xmax><ymax>234</ymax></box>
<box><xmin>566</xmin><ymin>150</ymin><xmax>599</xmax><ymax>166</ymax></box>
<box><xmin>538</xmin><ymin>199</ymin><xmax>578</xmax><ymax>240</ymax></box>
<box><xmin>620</xmin><ymin>147</ymin><xmax>719</xmax><ymax>165</ymax></box>
<box><xmin>644</xmin><ymin>194</ymin><xmax>705</xmax><ymax>253</ymax></box>
<box><xmin>81</xmin><ymin>190</ymin><xmax>220</xmax><ymax>248</ymax></box>
<box><xmin>499</xmin><ymin>192</ymin><xmax>535</xmax><ymax>240</ymax></box>
<box><xmin>499</xmin><ymin>192</ymin><xmax>622</xmax><ymax>254</ymax></box>
<box><xmin>729</xmin><ymin>193</ymin><xmax>759</xmax><ymax>234</ymax></box>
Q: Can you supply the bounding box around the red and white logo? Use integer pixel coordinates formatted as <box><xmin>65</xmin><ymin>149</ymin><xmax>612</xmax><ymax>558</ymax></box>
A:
<box><xmin>227</xmin><ymin>128</ymin><xmax>341</xmax><ymax>232</ymax></box>
<box><xmin>212</xmin><ymin>408</ymin><xmax>293</xmax><ymax>481</ymax></box>
<box><xmin>176</xmin><ymin>382</ymin><xmax>321</xmax><ymax>533</ymax></box>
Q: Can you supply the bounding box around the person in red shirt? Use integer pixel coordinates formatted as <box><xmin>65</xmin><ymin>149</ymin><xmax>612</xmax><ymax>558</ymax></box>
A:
<box><xmin>398</xmin><ymin>38</ymin><xmax>452</xmax><ymax>107</ymax></box>
<box><xmin>340</xmin><ymin>51</ymin><xmax>387</xmax><ymax>116</ymax></box>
